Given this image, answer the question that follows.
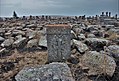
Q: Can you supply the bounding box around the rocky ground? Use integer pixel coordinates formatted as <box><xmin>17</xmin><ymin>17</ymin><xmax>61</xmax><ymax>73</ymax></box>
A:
<box><xmin>0</xmin><ymin>16</ymin><xmax>119</xmax><ymax>81</ymax></box>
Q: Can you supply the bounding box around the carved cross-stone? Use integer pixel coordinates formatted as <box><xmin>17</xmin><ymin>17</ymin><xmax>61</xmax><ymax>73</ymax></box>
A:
<box><xmin>46</xmin><ymin>24</ymin><xmax>71</xmax><ymax>62</ymax></box>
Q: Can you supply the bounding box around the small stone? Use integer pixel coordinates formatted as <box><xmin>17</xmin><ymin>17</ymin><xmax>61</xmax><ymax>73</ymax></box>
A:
<box><xmin>1</xmin><ymin>38</ymin><xmax>14</xmax><ymax>47</ymax></box>
<box><xmin>38</xmin><ymin>36</ymin><xmax>47</xmax><ymax>47</ymax></box>
<box><xmin>73</xmin><ymin>39</ymin><xmax>89</xmax><ymax>54</ymax></box>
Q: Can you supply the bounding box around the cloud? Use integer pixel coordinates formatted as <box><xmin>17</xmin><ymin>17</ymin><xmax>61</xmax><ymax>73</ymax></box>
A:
<box><xmin>0</xmin><ymin>0</ymin><xmax>118</xmax><ymax>17</ymax></box>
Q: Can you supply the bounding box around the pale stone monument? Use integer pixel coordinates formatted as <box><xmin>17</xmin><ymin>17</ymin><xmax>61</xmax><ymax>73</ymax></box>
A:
<box><xmin>46</xmin><ymin>24</ymin><xmax>71</xmax><ymax>62</ymax></box>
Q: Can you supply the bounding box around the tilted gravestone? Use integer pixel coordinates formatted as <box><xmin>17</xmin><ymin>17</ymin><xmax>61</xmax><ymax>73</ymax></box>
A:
<box><xmin>46</xmin><ymin>24</ymin><xmax>71</xmax><ymax>62</ymax></box>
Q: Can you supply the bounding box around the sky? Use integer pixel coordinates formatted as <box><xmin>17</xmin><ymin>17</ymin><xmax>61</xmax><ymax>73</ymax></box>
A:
<box><xmin>0</xmin><ymin>0</ymin><xmax>118</xmax><ymax>17</ymax></box>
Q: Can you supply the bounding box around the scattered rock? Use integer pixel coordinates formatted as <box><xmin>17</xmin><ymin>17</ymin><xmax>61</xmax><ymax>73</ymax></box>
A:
<box><xmin>85</xmin><ymin>38</ymin><xmax>109</xmax><ymax>51</ymax></box>
<box><xmin>0</xmin><ymin>36</ymin><xmax>5</xmax><ymax>43</ymax></box>
<box><xmin>1</xmin><ymin>62</ymin><xmax>15</xmax><ymax>73</ymax></box>
<box><xmin>73</xmin><ymin>39</ymin><xmax>89</xmax><ymax>54</ymax></box>
<box><xmin>71</xmin><ymin>30</ymin><xmax>77</xmax><ymax>39</ymax></box>
<box><xmin>0</xmin><ymin>48</ymin><xmax>6</xmax><ymax>55</ymax></box>
<box><xmin>87</xmin><ymin>33</ymin><xmax>96</xmax><ymax>38</ymax></box>
<box><xmin>77</xmin><ymin>34</ymin><xmax>85</xmax><ymax>40</ymax></box>
<box><xmin>67</xmin><ymin>57</ymin><xmax>79</xmax><ymax>64</ymax></box>
<box><xmin>1</xmin><ymin>38</ymin><xmax>14</xmax><ymax>48</ymax></box>
<box><xmin>27</xmin><ymin>39</ymin><xmax>38</xmax><ymax>48</ymax></box>
<box><xmin>105</xmin><ymin>45</ymin><xmax>119</xmax><ymax>58</ymax></box>
<box><xmin>26</xmin><ymin>24</ymin><xmax>37</xmax><ymax>28</ymax></box>
<box><xmin>13</xmin><ymin>37</ymin><xmax>26</xmax><ymax>48</ymax></box>
<box><xmin>39</xmin><ymin>36</ymin><xmax>47</xmax><ymax>47</ymax></box>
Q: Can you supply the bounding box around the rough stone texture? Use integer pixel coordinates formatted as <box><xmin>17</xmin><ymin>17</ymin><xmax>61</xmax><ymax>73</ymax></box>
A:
<box><xmin>71</xmin><ymin>30</ymin><xmax>77</xmax><ymax>39</ymax></box>
<box><xmin>12</xmin><ymin>30</ymin><xmax>25</xmax><ymax>36</ymax></box>
<box><xmin>26</xmin><ymin>31</ymin><xmax>37</xmax><ymax>39</ymax></box>
<box><xmin>1</xmin><ymin>38</ymin><xmax>14</xmax><ymax>47</ymax></box>
<box><xmin>15</xmin><ymin>62</ymin><xmax>74</xmax><ymax>81</ymax></box>
<box><xmin>27</xmin><ymin>39</ymin><xmax>38</xmax><ymax>48</ymax></box>
<box><xmin>0</xmin><ymin>48</ymin><xmax>6</xmax><ymax>54</ymax></box>
<box><xmin>87</xmin><ymin>34</ymin><xmax>96</xmax><ymax>38</ymax></box>
<box><xmin>73</xmin><ymin>39</ymin><xmax>89</xmax><ymax>53</ymax></box>
<box><xmin>38</xmin><ymin>36</ymin><xmax>47</xmax><ymax>47</ymax></box>
<box><xmin>85</xmin><ymin>38</ymin><xmax>109</xmax><ymax>51</ymax></box>
<box><xmin>46</xmin><ymin>25</ymin><xmax>71</xmax><ymax>62</ymax></box>
<box><xmin>13</xmin><ymin>37</ymin><xmax>26</xmax><ymax>48</ymax></box>
<box><xmin>105</xmin><ymin>45</ymin><xmax>119</xmax><ymax>58</ymax></box>
<box><xmin>77</xmin><ymin>34</ymin><xmax>85</xmax><ymax>40</ymax></box>
<box><xmin>81</xmin><ymin>51</ymin><xmax>116</xmax><ymax>76</ymax></box>
<box><xmin>0</xmin><ymin>36</ymin><xmax>5</xmax><ymax>43</ymax></box>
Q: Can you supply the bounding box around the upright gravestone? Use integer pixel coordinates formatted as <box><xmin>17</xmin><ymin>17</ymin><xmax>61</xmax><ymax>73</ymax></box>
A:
<box><xmin>46</xmin><ymin>24</ymin><xmax>71</xmax><ymax>62</ymax></box>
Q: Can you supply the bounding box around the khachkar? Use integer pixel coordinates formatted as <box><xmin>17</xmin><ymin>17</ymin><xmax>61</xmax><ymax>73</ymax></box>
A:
<box><xmin>46</xmin><ymin>24</ymin><xmax>71</xmax><ymax>62</ymax></box>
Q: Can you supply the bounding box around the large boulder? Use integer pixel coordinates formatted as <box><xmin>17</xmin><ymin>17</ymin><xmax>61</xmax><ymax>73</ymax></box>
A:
<box><xmin>73</xmin><ymin>39</ymin><xmax>89</xmax><ymax>53</ymax></box>
<box><xmin>15</xmin><ymin>62</ymin><xmax>74</xmax><ymax>81</ymax></box>
<box><xmin>81</xmin><ymin>51</ymin><xmax>116</xmax><ymax>76</ymax></box>
<box><xmin>85</xmin><ymin>38</ymin><xmax>109</xmax><ymax>51</ymax></box>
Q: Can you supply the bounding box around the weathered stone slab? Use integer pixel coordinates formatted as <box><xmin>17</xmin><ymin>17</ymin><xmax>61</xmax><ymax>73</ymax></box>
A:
<box><xmin>46</xmin><ymin>24</ymin><xmax>71</xmax><ymax>62</ymax></box>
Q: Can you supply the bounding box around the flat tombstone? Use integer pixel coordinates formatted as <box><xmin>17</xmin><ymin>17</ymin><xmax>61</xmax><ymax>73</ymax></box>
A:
<box><xmin>46</xmin><ymin>24</ymin><xmax>71</xmax><ymax>62</ymax></box>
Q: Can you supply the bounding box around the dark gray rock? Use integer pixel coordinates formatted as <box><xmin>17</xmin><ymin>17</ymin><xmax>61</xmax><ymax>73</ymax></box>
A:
<box><xmin>105</xmin><ymin>45</ymin><xmax>119</xmax><ymax>58</ymax></box>
<box><xmin>0</xmin><ymin>36</ymin><xmax>5</xmax><ymax>43</ymax></box>
<box><xmin>85</xmin><ymin>38</ymin><xmax>109</xmax><ymax>51</ymax></box>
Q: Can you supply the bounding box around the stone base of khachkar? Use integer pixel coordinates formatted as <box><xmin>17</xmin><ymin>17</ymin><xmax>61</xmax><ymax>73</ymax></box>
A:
<box><xmin>46</xmin><ymin>24</ymin><xmax>71</xmax><ymax>62</ymax></box>
<box><xmin>15</xmin><ymin>62</ymin><xmax>75</xmax><ymax>81</ymax></box>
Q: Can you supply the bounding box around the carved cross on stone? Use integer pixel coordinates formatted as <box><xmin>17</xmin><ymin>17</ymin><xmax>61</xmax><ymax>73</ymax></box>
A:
<box><xmin>46</xmin><ymin>24</ymin><xmax>71</xmax><ymax>62</ymax></box>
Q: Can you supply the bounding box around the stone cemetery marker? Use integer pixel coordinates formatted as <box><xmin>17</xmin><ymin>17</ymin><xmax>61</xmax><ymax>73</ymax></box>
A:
<box><xmin>46</xmin><ymin>24</ymin><xmax>71</xmax><ymax>62</ymax></box>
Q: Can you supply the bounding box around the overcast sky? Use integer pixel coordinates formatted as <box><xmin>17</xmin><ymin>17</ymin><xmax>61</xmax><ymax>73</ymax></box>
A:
<box><xmin>0</xmin><ymin>0</ymin><xmax>118</xmax><ymax>17</ymax></box>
